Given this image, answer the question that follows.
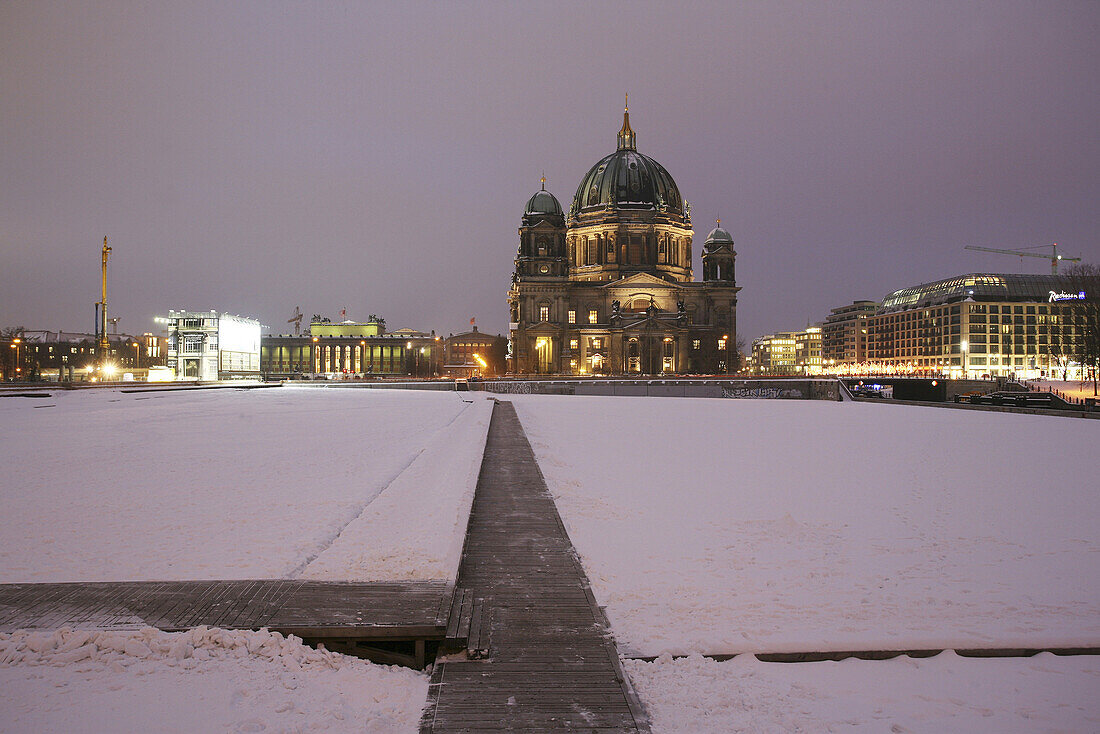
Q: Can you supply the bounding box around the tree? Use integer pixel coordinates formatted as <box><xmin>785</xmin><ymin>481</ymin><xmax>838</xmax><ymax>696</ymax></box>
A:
<box><xmin>732</xmin><ymin>334</ymin><xmax>748</xmax><ymax>374</ymax></box>
<box><xmin>1061</xmin><ymin>263</ymin><xmax>1100</xmax><ymax>395</ymax></box>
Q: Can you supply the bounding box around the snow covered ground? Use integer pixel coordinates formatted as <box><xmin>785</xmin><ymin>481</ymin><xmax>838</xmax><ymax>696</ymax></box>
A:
<box><xmin>0</xmin><ymin>626</ymin><xmax>427</xmax><ymax>733</ymax></box>
<box><xmin>626</xmin><ymin>651</ymin><xmax>1100</xmax><ymax>733</ymax></box>
<box><xmin>513</xmin><ymin>395</ymin><xmax>1100</xmax><ymax>657</ymax></box>
<box><xmin>0</xmin><ymin>386</ymin><xmax>491</xmax><ymax>582</ymax></box>
<box><xmin>1029</xmin><ymin>379</ymin><xmax>1098</xmax><ymax>401</ymax></box>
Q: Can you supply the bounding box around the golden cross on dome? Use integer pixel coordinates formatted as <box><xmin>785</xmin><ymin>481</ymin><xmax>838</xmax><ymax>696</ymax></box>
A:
<box><xmin>540</xmin><ymin>172</ymin><xmax>546</xmax><ymax>190</ymax></box>
<box><xmin>717</xmin><ymin>216</ymin><xmax>721</xmax><ymax>227</ymax></box>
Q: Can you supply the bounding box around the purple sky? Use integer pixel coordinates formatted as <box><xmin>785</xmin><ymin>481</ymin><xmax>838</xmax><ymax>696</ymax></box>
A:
<box><xmin>2</xmin><ymin>1</ymin><xmax>1098</xmax><ymax>343</ymax></box>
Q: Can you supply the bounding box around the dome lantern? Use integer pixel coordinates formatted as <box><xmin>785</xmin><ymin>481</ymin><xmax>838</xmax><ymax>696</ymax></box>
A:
<box><xmin>617</xmin><ymin>94</ymin><xmax>636</xmax><ymax>151</ymax></box>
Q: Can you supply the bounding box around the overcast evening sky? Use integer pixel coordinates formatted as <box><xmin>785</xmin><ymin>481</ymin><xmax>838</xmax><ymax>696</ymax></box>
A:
<box><xmin>2</xmin><ymin>1</ymin><xmax>1098</xmax><ymax>343</ymax></box>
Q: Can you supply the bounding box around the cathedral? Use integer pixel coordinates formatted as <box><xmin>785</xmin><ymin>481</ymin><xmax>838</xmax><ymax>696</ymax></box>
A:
<box><xmin>508</xmin><ymin>104</ymin><xmax>740</xmax><ymax>375</ymax></box>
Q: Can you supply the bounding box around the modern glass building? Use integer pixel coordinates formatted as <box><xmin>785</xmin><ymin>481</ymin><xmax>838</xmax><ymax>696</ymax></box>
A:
<box><xmin>864</xmin><ymin>273</ymin><xmax>1088</xmax><ymax>378</ymax></box>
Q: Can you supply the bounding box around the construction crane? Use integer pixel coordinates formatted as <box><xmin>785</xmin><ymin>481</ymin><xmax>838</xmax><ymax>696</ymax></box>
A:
<box><xmin>288</xmin><ymin>306</ymin><xmax>303</xmax><ymax>335</ymax></box>
<box><xmin>95</xmin><ymin>236</ymin><xmax>112</xmax><ymax>357</ymax></box>
<box><xmin>964</xmin><ymin>243</ymin><xmax>1081</xmax><ymax>275</ymax></box>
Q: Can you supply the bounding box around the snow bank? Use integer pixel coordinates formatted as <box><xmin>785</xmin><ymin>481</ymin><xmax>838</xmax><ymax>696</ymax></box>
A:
<box><xmin>512</xmin><ymin>395</ymin><xmax>1100</xmax><ymax>656</ymax></box>
<box><xmin>302</xmin><ymin>395</ymin><xmax>494</xmax><ymax>581</ymax></box>
<box><xmin>625</xmin><ymin>651</ymin><xmax>1100</xmax><ymax>733</ymax></box>
<box><xmin>0</xmin><ymin>625</ymin><xmax>427</xmax><ymax>732</ymax></box>
<box><xmin>0</xmin><ymin>387</ymin><xmax>472</xmax><ymax>582</ymax></box>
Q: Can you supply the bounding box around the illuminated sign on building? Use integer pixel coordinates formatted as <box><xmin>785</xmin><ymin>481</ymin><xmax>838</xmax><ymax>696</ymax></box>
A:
<box><xmin>1048</xmin><ymin>290</ymin><xmax>1086</xmax><ymax>302</ymax></box>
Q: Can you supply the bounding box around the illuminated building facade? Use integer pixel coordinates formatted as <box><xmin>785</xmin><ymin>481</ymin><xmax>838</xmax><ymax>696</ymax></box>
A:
<box><xmin>750</xmin><ymin>325</ymin><xmax>821</xmax><ymax>375</ymax></box>
<box><xmin>444</xmin><ymin>327</ymin><xmax>507</xmax><ymax>378</ymax></box>
<box><xmin>508</xmin><ymin>106</ymin><xmax>740</xmax><ymax>375</ymax></box>
<box><xmin>3</xmin><ymin>331</ymin><xmax>151</xmax><ymax>381</ymax></box>
<box><xmin>794</xmin><ymin>326</ymin><xmax>822</xmax><ymax>373</ymax></box>
<box><xmin>865</xmin><ymin>273</ymin><xmax>1088</xmax><ymax>378</ymax></box>
<box><xmin>749</xmin><ymin>332</ymin><xmax>796</xmax><ymax>375</ymax></box>
<box><xmin>822</xmin><ymin>300</ymin><xmax>877</xmax><ymax>367</ymax></box>
<box><xmin>164</xmin><ymin>310</ymin><xmax>260</xmax><ymax>380</ymax></box>
<box><xmin>260</xmin><ymin>316</ymin><xmax>440</xmax><ymax>378</ymax></box>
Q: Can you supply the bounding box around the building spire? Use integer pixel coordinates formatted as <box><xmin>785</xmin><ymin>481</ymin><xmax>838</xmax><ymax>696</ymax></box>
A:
<box><xmin>716</xmin><ymin>216</ymin><xmax>721</xmax><ymax>227</ymax></box>
<box><xmin>617</xmin><ymin>93</ymin><xmax>636</xmax><ymax>151</ymax></box>
<box><xmin>540</xmin><ymin>172</ymin><xmax>546</xmax><ymax>190</ymax></box>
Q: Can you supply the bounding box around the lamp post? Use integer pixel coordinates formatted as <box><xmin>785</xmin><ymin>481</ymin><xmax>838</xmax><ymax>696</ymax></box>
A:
<box><xmin>133</xmin><ymin>341</ymin><xmax>140</xmax><ymax>369</ymax></box>
<box><xmin>960</xmin><ymin>340</ymin><xmax>968</xmax><ymax>380</ymax></box>
<box><xmin>9</xmin><ymin>338</ymin><xmax>20</xmax><ymax>381</ymax></box>
<box><xmin>312</xmin><ymin>336</ymin><xmax>319</xmax><ymax>377</ymax></box>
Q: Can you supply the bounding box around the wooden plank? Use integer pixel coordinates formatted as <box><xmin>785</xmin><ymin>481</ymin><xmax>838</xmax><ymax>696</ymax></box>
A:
<box><xmin>423</xmin><ymin>401</ymin><xmax>649</xmax><ymax>732</ymax></box>
<box><xmin>0</xmin><ymin>580</ymin><xmax>451</xmax><ymax>646</ymax></box>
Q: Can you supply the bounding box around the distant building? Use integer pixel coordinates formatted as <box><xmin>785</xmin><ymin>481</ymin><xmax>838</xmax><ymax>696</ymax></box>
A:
<box><xmin>260</xmin><ymin>316</ymin><xmax>440</xmax><ymax>379</ymax></box>
<box><xmin>794</xmin><ymin>326</ymin><xmax>822</xmax><ymax>373</ymax></box>
<box><xmin>507</xmin><ymin>106</ymin><xmax>740</xmax><ymax>375</ymax></box>
<box><xmin>164</xmin><ymin>310</ymin><xmax>261</xmax><ymax>381</ymax></box>
<box><xmin>862</xmin><ymin>272</ymin><xmax>1093</xmax><ymax>378</ymax></box>
<box><xmin>750</xmin><ymin>326</ymin><xmax>821</xmax><ymax>375</ymax></box>
<box><xmin>443</xmin><ymin>327</ymin><xmax>507</xmax><ymax>377</ymax></box>
<box><xmin>3</xmin><ymin>330</ymin><xmax>157</xmax><ymax>381</ymax></box>
<box><xmin>821</xmin><ymin>300</ymin><xmax>877</xmax><ymax>368</ymax></box>
<box><xmin>750</xmin><ymin>332</ymin><xmax>796</xmax><ymax>375</ymax></box>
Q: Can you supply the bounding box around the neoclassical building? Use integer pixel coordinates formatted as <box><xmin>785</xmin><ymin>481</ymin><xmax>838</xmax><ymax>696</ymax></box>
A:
<box><xmin>508</xmin><ymin>106</ymin><xmax>740</xmax><ymax>374</ymax></box>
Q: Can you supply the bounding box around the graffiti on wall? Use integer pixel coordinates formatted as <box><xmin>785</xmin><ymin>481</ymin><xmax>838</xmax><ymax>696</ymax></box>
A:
<box><xmin>722</xmin><ymin>386</ymin><xmax>804</xmax><ymax>399</ymax></box>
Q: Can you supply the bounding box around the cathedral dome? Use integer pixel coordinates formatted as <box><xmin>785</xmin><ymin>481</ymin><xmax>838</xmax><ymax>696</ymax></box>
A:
<box><xmin>570</xmin><ymin>106</ymin><xmax>683</xmax><ymax>216</ymax></box>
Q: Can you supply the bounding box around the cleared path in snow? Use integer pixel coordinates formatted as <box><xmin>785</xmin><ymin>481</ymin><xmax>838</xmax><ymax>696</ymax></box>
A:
<box><xmin>421</xmin><ymin>400</ymin><xmax>649</xmax><ymax>732</ymax></box>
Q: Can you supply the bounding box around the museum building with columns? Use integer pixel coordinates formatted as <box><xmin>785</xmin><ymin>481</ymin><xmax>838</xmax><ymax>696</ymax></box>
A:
<box><xmin>508</xmin><ymin>106</ymin><xmax>741</xmax><ymax>374</ymax></box>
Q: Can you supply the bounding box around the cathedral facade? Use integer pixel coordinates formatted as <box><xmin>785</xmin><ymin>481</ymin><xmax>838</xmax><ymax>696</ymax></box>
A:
<box><xmin>508</xmin><ymin>106</ymin><xmax>740</xmax><ymax>375</ymax></box>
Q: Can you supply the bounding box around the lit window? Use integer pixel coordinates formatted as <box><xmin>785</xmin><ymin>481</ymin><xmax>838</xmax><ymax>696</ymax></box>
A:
<box><xmin>569</xmin><ymin>339</ymin><xmax>579</xmax><ymax>350</ymax></box>
<box><xmin>539</xmin><ymin>305</ymin><xmax>549</xmax><ymax>322</ymax></box>
<box><xmin>568</xmin><ymin>310</ymin><xmax>576</xmax><ymax>324</ymax></box>
<box><xmin>588</xmin><ymin>310</ymin><xmax>598</xmax><ymax>324</ymax></box>
<box><xmin>591</xmin><ymin>338</ymin><xmax>602</xmax><ymax>349</ymax></box>
<box><xmin>718</xmin><ymin>339</ymin><xmax>727</xmax><ymax>350</ymax></box>
<box><xmin>692</xmin><ymin>340</ymin><xmax>700</xmax><ymax>349</ymax></box>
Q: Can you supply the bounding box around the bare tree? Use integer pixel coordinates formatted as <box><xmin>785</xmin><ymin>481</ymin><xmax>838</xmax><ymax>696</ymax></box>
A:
<box><xmin>1061</xmin><ymin>263</ymin><xmax>1100</xmax><ymax>395</ymax></box>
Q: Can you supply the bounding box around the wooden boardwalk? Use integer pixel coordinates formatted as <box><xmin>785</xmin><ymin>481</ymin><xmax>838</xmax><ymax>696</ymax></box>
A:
<box><xmin>421</xmin><ymin>401</ymin><xmax>649</xmax><ymax>732</ymax></box>
<box><xmin>0</xmin><ymin>580</ymin><xmax>450</xmax><ymax>667</ymax></box>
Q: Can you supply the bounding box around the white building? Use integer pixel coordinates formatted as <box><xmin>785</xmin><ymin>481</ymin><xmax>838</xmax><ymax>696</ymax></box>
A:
<box><xmin>163</xmin><ymin>310</ymin><xmax>261</xmax><ymax>381</ymax></box>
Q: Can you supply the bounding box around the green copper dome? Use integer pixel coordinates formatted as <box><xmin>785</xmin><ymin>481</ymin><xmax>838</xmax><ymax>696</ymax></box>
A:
<box><xmin>525</xmin><ymin>189</ymin><xmax>563</xmax><ymax>217</ymax></box>
<box><xmin>570</xmin><ymin>108</ymin><xmax>683</xmax><ymax>216</ymax></box>
<box><xmin>705</xmin><ymin>224</ymin><xmax>734</xmax><ymax>244</ymax></box>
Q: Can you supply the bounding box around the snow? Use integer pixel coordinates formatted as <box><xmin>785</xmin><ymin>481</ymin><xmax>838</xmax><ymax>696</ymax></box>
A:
<box><xmin>512</xmin><ymin>395</ymin><xmax>1100</xmax><ymax>656</ymax></box>
<box><xmin>1028</xmin><ymin>379</ymin><xmax>1098</xmax><ymax>401</ymax></box>
<box><xmin>301</xmin><ymin>393</ymin><xmax>492</xmax><ymax>581</ymax></box>
<box><xmin>0</xmin><ymin>626</ymin><xmax>427</xmax><ymax>733</ymax></box>
<box><xmin>0</xmin><ymin>387</ymin><xmax>491</xmax><ymax>583</ymax></box>
<box><xmin>625</xmin><ymin>651</ymin><xmax>1100</xmax><ymax>733</ymax></box>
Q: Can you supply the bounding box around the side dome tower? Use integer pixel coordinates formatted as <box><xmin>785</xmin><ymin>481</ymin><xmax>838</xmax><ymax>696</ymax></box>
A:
<box><xmin>515</xmin><ymin>176</ymin><xmax>567</xmax><ymax>280</ymax></box>
<box><xmin>702</xmin><ymin>218</ymin><xmax>736</xmax><ymax>283</ymax></box>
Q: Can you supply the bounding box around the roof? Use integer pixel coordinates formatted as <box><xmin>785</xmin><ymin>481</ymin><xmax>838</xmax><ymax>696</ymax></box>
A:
<box><xmin>879</xmin><ymin>273</ymin><xmax>1084</xmax><ymax>312</ymax></box>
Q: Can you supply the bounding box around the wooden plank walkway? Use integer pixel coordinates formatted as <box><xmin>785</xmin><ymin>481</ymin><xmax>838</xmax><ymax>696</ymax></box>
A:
<box><xmin>421</xmin><ymin>400</ymin><xmax>649</xmax><ymax>732</ymax></box>
<box><xmin>0</xmin><ymin>579</ymin><xmax>449</xmax><ymax>646</ymax></box>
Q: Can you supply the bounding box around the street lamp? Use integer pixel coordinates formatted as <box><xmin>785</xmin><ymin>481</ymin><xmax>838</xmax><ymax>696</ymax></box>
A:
<box><xmin>9</xmin><ymin>338</ymin><xmax>21</xmax><ymax>380</ymax></box>
<box><xmin>960</xmin><ymin>340</ymin><xmax>968</xmax><ymax>380</ymax></box>
<box><xmin>133</xmin><ymin>341</ymin><xmax>140</xmax><ymax>369</ymax></box>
